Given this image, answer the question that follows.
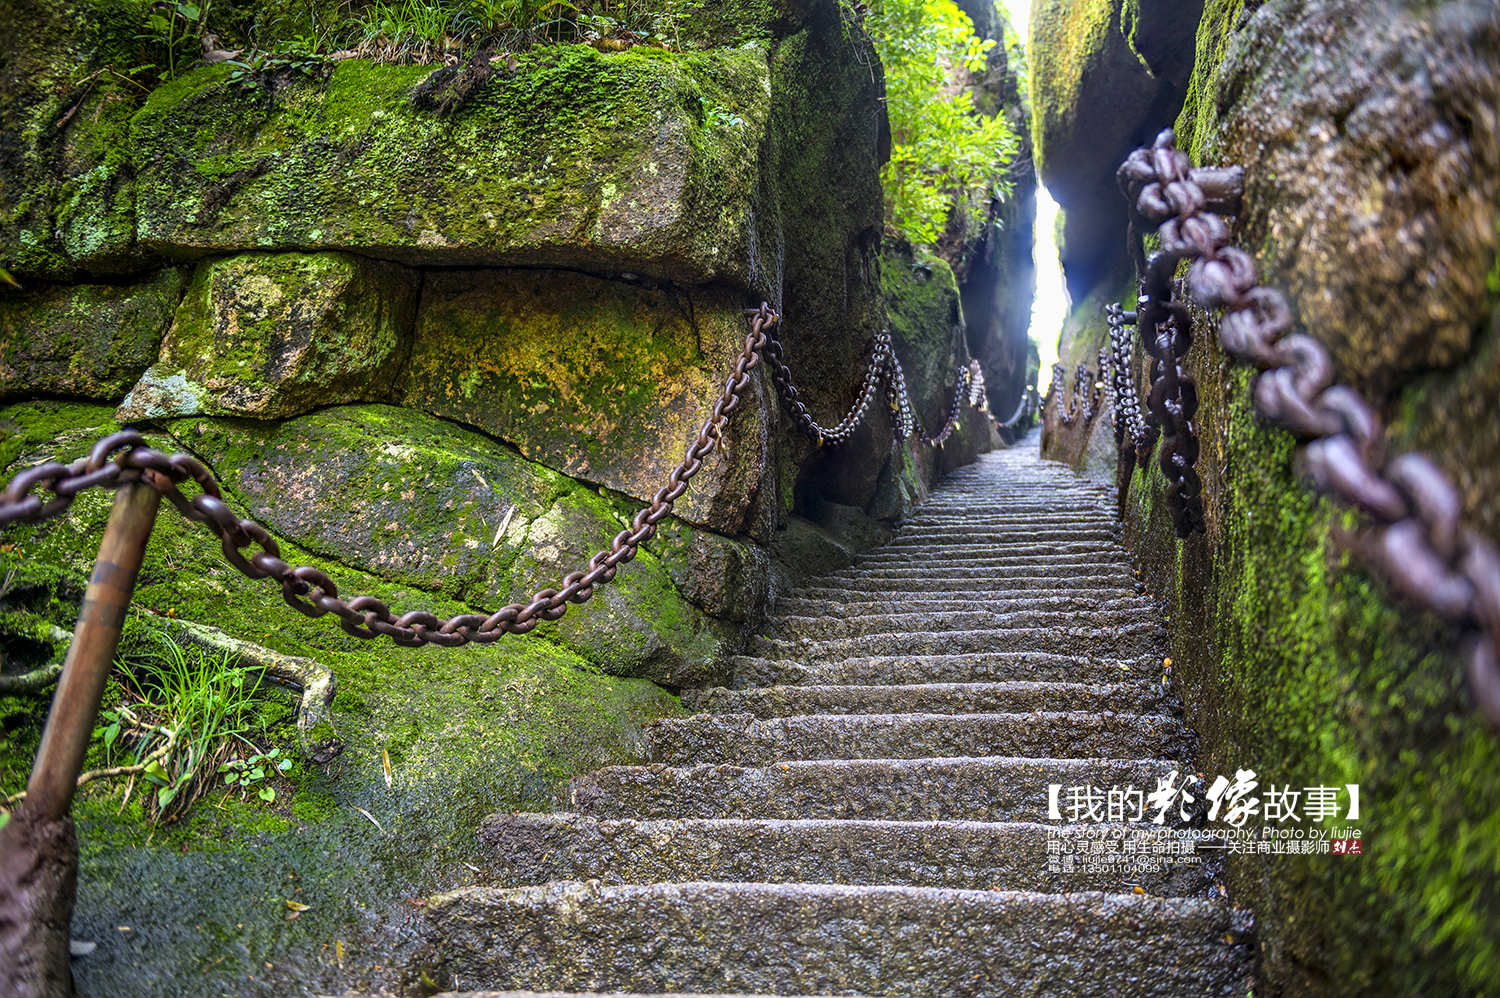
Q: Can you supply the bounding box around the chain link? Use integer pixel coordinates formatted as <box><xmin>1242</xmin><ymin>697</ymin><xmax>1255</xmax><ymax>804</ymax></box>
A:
<box><xmin>0</xmin><ymin>305</ymin><xmax>782</xmax><ymax>648</ymax></box>
<box><xmin>764</xmin><ymin>319</ymin><xmax>989</xmax><ymax>449</ymax></box>
<box><xmin>1117</xmin><ymin>127</ymin><xmax>1500</xmax><ymax>726</ymax></box>
<box><xmin>993</xmin><ymin>386</ymin><xmax>1038</xmax><ymax>430</ymax></box>
<box><xmin>1048</xmin><ymin>359</ymin><xmax>1102</xmax><ymax>429</ymax></box>
<box><xmin>0</xmin><ymin>302</ymin><xmax>1001</xmax><ymax>651</ymax></box>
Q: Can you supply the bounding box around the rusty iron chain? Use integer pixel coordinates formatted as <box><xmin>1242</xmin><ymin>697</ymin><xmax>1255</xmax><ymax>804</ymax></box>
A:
<box><xmin>1121</xmin><ymin>165</ymin><xmax>1208</xmax><ymax>536</ymax></box>
<box><xmin>1106</xmin><ymin>301</ymin><xmax>1159</xmax><ymax>513</ymax></box>
<box><xmin>1049</xmin><ymin>363</ymin><xmax>1070</xmax><ymax>425</ymax></box>
<box><xmin>993</xmin><ymin>386</ymin><xmax>1038</xmax><ymax>429</ymax></box>
<box><xmin>764</xmin><ymin>320</ymin><xmax>988</xmax><ymax>449</ymax></box>
<box><xmin>0</xmin><ymin>305</ymin><xmax>782</xmax><ymax>649</ymax></box>
<box><xmin>1080</xmin><ymin>349</ymin><xmax>1107</xmax><ymax>424</ymax></box>
<box><xmin>1050</xmin><ymin>359</ymin><xmax>1102</xmax><ymax>428</ymax></box>
<box><xmin>1118</xmin><ymin>127</ymin><xmax>1500</xmax><ymax>726</ymax></box>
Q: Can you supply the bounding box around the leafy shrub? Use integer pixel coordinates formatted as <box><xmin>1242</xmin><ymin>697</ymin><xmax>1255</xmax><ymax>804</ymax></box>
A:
<box><xmin>866</xmin><ymin>0</ymin><xmax>1018</xmax><ymax>250</ymax></box>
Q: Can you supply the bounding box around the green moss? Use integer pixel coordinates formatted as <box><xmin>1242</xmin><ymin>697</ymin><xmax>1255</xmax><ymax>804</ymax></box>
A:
<box><xmin>128</xmin><ymin>49</ymin><xmax>770</xmax><ymax>283</ymax></box>
<box><xmin>1174</xmin><ymin>0</ymin><xmax>1244</xmax><ymax>160</ymax></box>
<box><xmin>0</xmin><ymin>396</ymin><xmax>688</xmax><ymax>994</ymax></box>
<box><xmin>1028</xmin><ymin>0</ymin><xmax>1116</xmax><ymax>180</ymax></box>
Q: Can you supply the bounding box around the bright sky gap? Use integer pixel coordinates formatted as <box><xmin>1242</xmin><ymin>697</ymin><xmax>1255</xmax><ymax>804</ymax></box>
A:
<box><xmin>1000</xmin><ymin>0</ymin><xmax>1067</xmax><ymax>375</ymax></box>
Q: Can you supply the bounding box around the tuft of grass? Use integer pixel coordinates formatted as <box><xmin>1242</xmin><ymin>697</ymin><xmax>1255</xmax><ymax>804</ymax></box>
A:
<box><xmin>97</xmin><ymin>634</ymin><xmax>269</xmax><ymax>823</ymax></box>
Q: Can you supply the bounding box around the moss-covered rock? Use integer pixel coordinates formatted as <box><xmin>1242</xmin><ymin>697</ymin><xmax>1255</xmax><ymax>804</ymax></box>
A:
<box><xmin>166</xmin><ymin>402</ymin><xmax>733</xmax><ymax>685</ymax></box>
<box><xmin>1029</xmin><ymin>0</ymin><xmax>1200</xmax><ymax>300</ymax></box>
<box><xmin>128</xmin><ymin>47</ymin><xmax>772</xmax><ymax>284</ymax></box>
<box><xmin>1181</xmin><ymin>0</ymin><xmax>1500</xmax><ymax>401</ymax></box>
<box><xmin>647</xmin><ymin>517</ymin><xmax>770</xmax><ymax>623</ymax></box>
<box><xmin>116</xmin><ymin>251</ymin><xmax>417</xmax><ymax>421</ymax></box>
<box><xmin>0</xmin><ymin>399</ymin><xmax>687</xmax><ymax>996</ymax></box>
<box><xmin>0</xmin><ymin>267</ymin><xmax>182</xmax><ymax>400</ymax></box>
<box><xmin>0</xmin><ymin>0</ymin><xmax>159</xmax><ymax>280</ymax></box>
<box><xmin>1028</xmin><ymin>1</ymin><xmax>1500</xmax><ymax>994</ymax></box>
<box><xmin>401</xmin><ymin>267</ymin><xmax>776</xmax><ymax>540</ymax></box>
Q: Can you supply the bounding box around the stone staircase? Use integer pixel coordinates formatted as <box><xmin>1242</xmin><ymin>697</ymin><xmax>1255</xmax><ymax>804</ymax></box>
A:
<box><xmin>420</xmin><ymin>435</ymin><xmax>1255</xmax><ymax>997</ymax></box>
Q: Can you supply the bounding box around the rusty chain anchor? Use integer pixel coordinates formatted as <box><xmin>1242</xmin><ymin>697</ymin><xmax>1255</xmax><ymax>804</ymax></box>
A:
<box><xmin>1115</xmin><ymin>127</ymin><xmax>1500</xmax><ymax>725</ymax></box>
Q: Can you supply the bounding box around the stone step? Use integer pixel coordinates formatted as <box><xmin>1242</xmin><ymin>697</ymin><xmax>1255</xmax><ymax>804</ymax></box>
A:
<box><xmin>680</xmin><ymin>680</ymin><xmax>1174</xmax><ymax>718</ymax></box>
<box><xmin>889</xmin><ymin>524</ymin><xmax>1119</xmax><ymax>539</ymax></box>
<box><xmin>422</xmin><ymin>881</ymin><xmax>1253</xmax><ymax>998</ymax></box>
<box><xmin>478</xmin><ymin>814</ymin><xmax>1215</xmax><ymax>896</ymax></box>
<box><xmin>851</xmin><ymin>546</ymin><xmax>1128</xmax><ymax>566</ymax></box>
<box><xmin>767</xmin><ymin>609</ymin><xmax>1158</xmax><ymax>642</ymax></box>
<box><xmin>819</xmin><ymin>562</ymin><xmax>1132</xmax><ymax>585</ymax></box>
<box><xmin>729</xmin><ymin>652</ymin><xmax>1161</xmax><ymax>688</ymax></box>
<box><xmin>748</xmin><ymin>622</ymin><xmax>1163</xmax><ymax>662</ymax></box>
<box><xmin>773</xmin><ymin>594</ymin><xmax>1155</xmax><ymax>619</ymax></box>
<box><xmin>785</xmin><ymin>586</ymin><xmax>1144</xmax><ymax>610</ymax></box>
<box><xmin>570</xmin><ymin>756</ymin><xmax>1182</xmax><ymax>822</ymax></box>
<box><xmin>642</xmin><ymin>712</ymin><xmax>1193</xmax><ymax>766</ymax></box>
<box><xmin>432</xmin><ymin>993</ymin><xmax>833</xmax><ymax>998</ymax></box>
<box><xmin>792</xmin><ymin>575</ymin><xmax>1143</xmax><ymax>598</ymax></box>
<box><xmin>884</xmin><ymin>528</ymin><xmax>1120</xmax><ymax>546</ymax></box>
<box><xmin>900</xmin><ymin>510</ymin><xmax>1117</xmax><ymax>522</ymax></box>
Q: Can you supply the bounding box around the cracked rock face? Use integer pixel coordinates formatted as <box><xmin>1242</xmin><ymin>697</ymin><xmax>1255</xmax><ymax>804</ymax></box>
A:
<box><xmin>116</xmin><ymin>251</ymin><xmax>417</xmax><ymax>422</ymax></box>
<box><xmin>400</xmin><ymin>268</ymin><xmax>777</xmax><ymax>540</ymax></box>
<box><xmin>0</xmin><ymin>269</ymin><xmax>181</xmax><ymax>401</ymax></box>
<box><xmin>1197</xmin><ymin>0</ymin><xmax>1500</xmax><ymax>401</ymax></box>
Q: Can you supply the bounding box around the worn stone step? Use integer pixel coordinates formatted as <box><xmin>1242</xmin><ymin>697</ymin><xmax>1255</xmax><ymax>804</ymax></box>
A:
<box><xmin>680</xmin><ymin>680</ymin><xmax>1174</xmax><ymax>718</ymax></box>
<box><xmin>889</xmin><ymin>525</ymin><xmax>1119</xmax><ymax>541</ymax></box>
<box><xmin>431</xmin><ymin>993</ymin><xmax>833</xmax><ymax>998</ymax></box>
<box><xmin>884</xmin><ymin>528</ymin><xmax>1120</xmax><ymax>546</ymax></box>
<box><xmin>820</xmin><ymin>562</ymin><xmax>1132</xmax><ymax>585</ymax></box>
<box><xmin>478</xmin><ymin>814</ymin><xmax>1215</xmax><ymax>896</ymax></box>
<box><xmin>423</xmin><ymin>881</ymin><xmax>1253</xmax><ymax>998</ymax></box>
<box><xmin>748</xmin><ymin>622</ymin><xmax>1163</xmax><ymax>662</ymax></box>
<box><xmin>847</xmin><ymin>540</ymin><xmax>1128</xmax><ymax>562</ymax></box>
<box><xmin>729</xmin><ymin>652</ymin><xmax>1161</xmax><ymax>688</ymax></box>
<box><xmin>792</xmin><ymin>575</ymin><xmax>1143</xmax><ymax>598</ymax></box>
<box><xmin>851</xmin><ymin>546</ymin><xmax>1128</xmax><ymax>566</ymax></box>
<box><xmin>785</xmin><ymin>587</ymin><xmax>1144</xmax><ymax>611</ymax></box>
<box><xmin>774</xmin><ymin>595</ymin><xmax>1155</xmax><ymax>619</ymax></box>
<box><xmin>643</xmin><ymin>712</ymin><xmax>1193</xmax><ymax>766</ymax></box>
<box><xmin>570</xmin><ymin>756</ymin><xmax>1181</xmax><ymax>822</ymax></box>
<box><xmin>767</xmin><ymin>609</ymin><xmax>1158</xmax><ymax>642</ymax></box>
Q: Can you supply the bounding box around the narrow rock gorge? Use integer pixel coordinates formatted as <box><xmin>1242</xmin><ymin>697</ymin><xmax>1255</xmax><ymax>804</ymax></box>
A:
<box><xmin>1</xmin><ymin>0</ymin><xmax>1497</xmax><ymax>995</ymax></box>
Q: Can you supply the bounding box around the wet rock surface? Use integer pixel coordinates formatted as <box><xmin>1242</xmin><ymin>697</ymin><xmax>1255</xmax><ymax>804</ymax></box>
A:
<box><xmin>416</xmin><ymin>432</ymin><xmax>1254</xmax><ymax>996</ymax></box>
<box><xmin>117</xmin><ymin>252</ymin><xmax>417</xmax><ymax>421</ymax></box>
<box><xmin>0</xmin><ymin>269</ymin><xmax>182</xmax><ymax>400</ymax></box>
<box><xmin>1036</xmin><ymin>1</ymin><xmax>1500</xmax><ymax>994</ymax></box>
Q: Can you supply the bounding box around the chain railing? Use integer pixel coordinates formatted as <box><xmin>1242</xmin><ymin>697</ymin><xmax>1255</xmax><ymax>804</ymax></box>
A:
<box><xmin>1107</xmin><ymin>302</ymin><xmax>1159</xmax><ymax>510</ymax></box>
<box><xmin>1114</xmin><ymin>128</ymin><xmax>1500</xmax><ymax>725</ymax></box>
<box><xmin>0</xmin><ymin>304</ymin><xmax>996</xmax><ymax>654</ymax></box>
<box><xmin>993</xmin><ymin>385</ymin><xmax>1039</xmax><ymax>429</ymax></box>
<box><xmin>1048</xmin><ymin>359</ymin><xmax>1102</xmax><ymax>429</ymax></box>
<box><xmin>764</xmin><ymin>320</ymin><xmax>991</xmax><ymax>448</ymax></box>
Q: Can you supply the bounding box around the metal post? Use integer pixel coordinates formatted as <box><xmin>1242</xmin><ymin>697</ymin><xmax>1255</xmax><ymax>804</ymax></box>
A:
<box><xmin>25</xmin><ymin>478</ymin><xmax>161</xmax><ymax>819</ymax></box>
<box><xmin>0</xmin><ymin>478</ymin><xmax>160</xmax><ymax>998</ymax></box>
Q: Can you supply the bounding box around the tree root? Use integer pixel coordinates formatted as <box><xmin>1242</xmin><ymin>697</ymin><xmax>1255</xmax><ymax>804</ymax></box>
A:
<box><xmin>4</xmin><ymin>709</ymin><xmax>177</xmax><ymax>808</ymax></box>
<box><xmin>166</xmin><ymin>619</ymin><xmax>344</xmax><ymax>764</ymax></box>
<box><xmin>0</xmin><ymin>626</ymin><xmax>73</xmax><ymax>695</ymax></box>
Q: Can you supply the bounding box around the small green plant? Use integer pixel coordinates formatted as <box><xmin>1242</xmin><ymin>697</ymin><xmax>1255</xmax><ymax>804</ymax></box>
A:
<box><xmin>226</xmin><ymin>33</ymin><xmax>330</xmax><ymax>88</ymax></box>
<box><xmin>348</xmin><ymin>0</ymin><xmax>701</xmax><ymax>62</ymax></box>
<box><xmin>219</xmin><ymin>747</ymin><xmax>292</xmax><ymax>802</ymax></box>
<box><xmin>94</xmin><ymin>634</ymin><xmax>269</xmax><ymax>822</ymax></box>
<box><xmin>866</xmin><ymin>0</ymin><xmax>1018</xmax><ymax>250</ymax></box>
<box><xmin>138</xmin><ymin>0</ymin><xmax>213</xmax><ymax>82</ymax></box>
